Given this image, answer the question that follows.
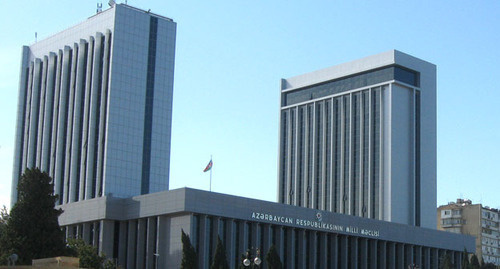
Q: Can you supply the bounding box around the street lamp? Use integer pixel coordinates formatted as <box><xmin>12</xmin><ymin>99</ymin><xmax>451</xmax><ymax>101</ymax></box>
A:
<box><xmin>242</xmin><ymin>248</ymin><xmax>261</xmax><ymax>267</ymax></box>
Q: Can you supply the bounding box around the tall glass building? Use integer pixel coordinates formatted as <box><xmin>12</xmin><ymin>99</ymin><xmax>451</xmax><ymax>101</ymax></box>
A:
<box><xmin>278</xmin><ymin>51</ymin><xmax>436</xmax><ymax>228</ymax></box>
<box><xmin>11</xmin><ymin>4</ymin><xmax>176</xmax><ymax>206</ymax></box>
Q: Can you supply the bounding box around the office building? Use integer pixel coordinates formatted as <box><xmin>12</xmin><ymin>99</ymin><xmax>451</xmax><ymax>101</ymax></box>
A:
<box><xmin>438</xmin><ymin>199</ymin><xmax>500</xmax><ymax>265</ymax></box>
<box><xmin>10</xmin><ymin>5</ymin><xmax>474</xmax><ymax>267</ymax></box>
<box><xmin>59</xmin><ymin>187</ymin><xmax>473</xmax><ymax>268</ymax></box>
<box><xmin>11</xmin><ymin>4</ymin><xmax>176</xmax><ymax>206</ymax></box>
<box><xmin>278</xmin><ymin>50</ymin><xmax>436</xmax><ymax>228</ymax></box>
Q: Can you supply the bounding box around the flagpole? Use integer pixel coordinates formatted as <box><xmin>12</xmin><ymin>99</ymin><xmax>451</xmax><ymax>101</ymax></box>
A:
<box><xmin>209</xmin><ymin>155</ymin><xmax>212</xmax><ymax>192</ymax></box>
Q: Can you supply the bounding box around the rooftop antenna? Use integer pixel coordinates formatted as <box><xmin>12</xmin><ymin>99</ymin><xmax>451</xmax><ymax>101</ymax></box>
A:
<box><xmin>35</xmin><ymin>32</ymin><xmax>37</xmax><ymax>43</ymax></box>
<box><xmin>97</xmin><ymin>3</ymin><xmax>103</xmax><ymax>13</ymax></box>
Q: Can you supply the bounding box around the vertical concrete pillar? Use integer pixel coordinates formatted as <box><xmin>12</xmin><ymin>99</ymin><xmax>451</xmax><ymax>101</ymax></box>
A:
<box><xmin>156</xmin><ymin>216</ymin><xmax>168</xmax><ymax>269</ymax></box>
<box><xmin>85</xmin><ymin>33</ymin><xmax>103</xmax><ymax>199</ymax></box>
<box><xmin>423</xmin><ymin>247</ymin><xmax>431</xmax><ymax>269</ymax></box>
<box><xmin>319</xmin><ymin>232</ymin><xmax>327</xmax><ymax>269</ymax></box>
<box><xmin>66</xmin><ymin>225</ymin><xmax>74</xmax><ymax>239</ymax></box>
<box><xmin>387</xmin><ymin>242</ymin><xmax>396</xmax><ymax>269</ymax></box>
<box><xmin>99</xmin><ymin>220</ymin><xmax>114</xmax><ymax>258</ymax></box>
<box><xmin>369</xmin><ymin>240</ymin><xmax>378</xmax><ymax>269</ymax></box>
<box><xmin>82</xmin><ymin>222</ymin><xmax>91</xmax><ymax>244</ymax></box>
<box><xmin>396</xmin><ymin>244</ymin><xmax>404</xmax><ymax>268</ymax></box>
<box><xmin>329</xmin><ymin>234</ymin><xmax>339</xmax><ymax>268</ymax></box>
<box><xmin>126</xmin><ymin>220</ymin><xmax>137</xmax><ymax>269</ymax></box>
<box><xmin>378</xmin><ymin>241</ymin><xmax>386</xmax><ymax>269</ymax></box>
<box><xmin>145</xmin><ymin>217</ymin><xmax>156</xmax><ymax>269</ymax></box>
<box><xmin>225</xmin><ymin>219</ymin><xmax>235</xmax><ymax>269</ymax></box>
<box><xmin>359</xmin><ymin>238</ymin><xmax>368</xmax><ymax>269</ymax></box>
<box><xmin>50</xmin><ymin>50</ymin><xmax>63</xmax><ymax>200</ymax></box>
<box><xmin>414</xmin><ymin>245</ymin><xmax>422</xmax><ymax>267</ymax></box>
<box><xmin>277</xmin><ymin>226</ymin><xmax>284</xmax><ymax>264</ymax></box>
<box><xmin>297</xmin><ymin>229</ymin><xmax>306</xmax><ymax>269</ymax></box>
<box><xmin>95</xmin><ymin>30</ymin><xmax>112</xmax><ymax>198</ymax></box>
<box><xmin>136</xmin><ymin>219</ymin><xmax>147</xmax><ymax>269</ymax></box>
<box><xmin>431</xmin><ymin>248</ymin><xmax>439</xmax><ymax>268</ymax></box>
<box><xmin>262</xmin><ymin>224</ymin><xmax>271</xmax><ymax>256</ymax></box>
<box><xmin>350</xmin><ymin>237</ymin><xmax>358</xmax><ymax>269</ymax></box>
<box><xmin>36</xmin><ymin>56</ymin><xmax>47</xmax><ymax>169</ymax></box>
<box><xmin>340</xmin><ymin>235</ymin><xmax>348</xmax><ymax>269</ymax></box>
<box><xmin>405</xmin><ymin>244</ymin><xmax>414</xmax><ymax>267</ymax></box>
<box><xmin>251</xmin><ymin>222</ymin><xmax>258</xmax><ymax>249</ymax></box>
<box><xmin>69</xmin><ymin>39</ymin><xmax>87</xmax><ymax>202</ymax></box>
<box><xmin>11</xmin><ymin>46</ymin><xmax>30</xmax><ymax>206</ymax></box>
<box><xmin>198</xmin><ymin>215</ymin><xmax>208</xmax><ymax>268</ymax></box>
<box><xmin>117</xmin><ymin>221</ymin><xmax>127</xmax><ymax>267</ymax></box>
<box><xmin>286</xmin><ymin>228</ymin><xmax>295</xmax><ymax>269</ymax></box>
<box><xmin>21</xmin><ymin>61</ymin><xmax>33</xmax><ymax>175</ymax></box>
<box><xmin>41</xmin><ymin>53</ymin><xmax>57</xmax><ymax>173</ymax></box>
<box><xmin>64</xmin><ymin>43</ymin><xmax>79</xmax><ymax>203</ymax></box>
<box><xmin>27</xmin><ymin>59</ymin><xmax>42</xmax><ymax>168</ymax></box>
<box><xmin>308</xmin><ymin>231</ymin><xmax>316</xmax><ymax>269</ymax></box>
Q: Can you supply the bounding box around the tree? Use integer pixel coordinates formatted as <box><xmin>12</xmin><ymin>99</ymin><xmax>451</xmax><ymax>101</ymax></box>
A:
<box><xmin>470</xmin><ymin>254</ymin><xmax>481</xmax><ymax>269</ymax></box>
<box><xmin>181</xmin><ymin>229</ymin><xmax>197</xmax><ymax>269</ymax></box>
<box><xmin>2</xmin><ymin>168</ymin><xmax>66</xmax><ymax>264</ymax></box>
<box><xmin>0</xmin><ymin>206</ymin><xmax>10</xmax><ymax>265</ymax></box>
<box><xmin>461</xmin><ymin>248</ymin><xmax>470</xmax><ymax>269</ymax></box>
<box><xmin>67</xmin><ymin>238</ymin><xmax>117</xmax><ymax>269</ymax></box>
<box><xmin>439</xmin><ymin>252</ymin><xmax>453</xmax><ymax>269</ymax></box>
<box><xmin>67</xmin><ymin>238</ymin><xmax>104</xmax><ymax>269</ymax></box>
<box><xmin>211</xmin><ymin>236</ymin><xmax>229</xmax><ymax>269</ymax></box>
<box><xmin>265</xmin><ymin>244</ymin><xmax>282</xmax><ymax>269</ymax></box>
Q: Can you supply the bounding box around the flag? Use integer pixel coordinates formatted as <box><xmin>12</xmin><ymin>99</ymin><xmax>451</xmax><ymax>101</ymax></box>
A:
<box><xmin>203</xmin><ymin>159</ymin><xmax>213</xmax><ymax>172</ymax></box>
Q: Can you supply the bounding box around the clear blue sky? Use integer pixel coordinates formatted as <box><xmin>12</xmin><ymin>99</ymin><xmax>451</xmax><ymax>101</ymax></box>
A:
<box><xmin>1</xmin><ymin>1</ymin><xmax>499</xmax><ymax>211</ymax></box>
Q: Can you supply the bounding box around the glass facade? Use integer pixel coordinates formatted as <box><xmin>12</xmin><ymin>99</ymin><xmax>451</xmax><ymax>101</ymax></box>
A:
<box><xmin>279</xmin><ymin>75</ymin><xmax>421</xmax><ymax>221</ymax></box>
<box><xmin>282</xmin><ymin>66</ymin><xmax>419</xmax><ymax>107</ymax></box>
<box><xmin>11</xmin><ymin>4</ymin><xmax>176</xmax><ymax>206</ymax></box>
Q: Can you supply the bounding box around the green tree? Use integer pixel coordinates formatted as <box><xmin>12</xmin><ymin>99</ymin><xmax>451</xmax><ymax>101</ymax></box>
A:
<box><xmin>3</xmin><ymin>168</ymin><xmax>66</xmax><ymax>264</ymax></box>
<box><xmin>67</xmin><ymin>238</ymin><xmax>117</xmax><ymax>269</ymax></box>
<box><xmin>0</xmin><ymin>206</ymin><xmax>10</xmax><ymax>265</ymax></box>
<box><xmin>439</xmin><ymin>252</ymin><xmax>454</xmax><ymax>269</ymax></box>
<box><xmin>265</xmin><ymin>244</ymin><xmax>282</xmax><ymax>269</ymax></box>
<box><xmin>181</xmin><ymin>229</ymin><xmax>197</xmax><ymax>269</ymax></box>
<box><xmin>210</xmin><ymin>236</ymin><xmax>229</xmax><ymax>269</ymax></box>
<box><xmin>470</xmin><ymin>254</ymin><xmax>481</xmax><ymax>269</ymax></box>
<box><xmin>461</xmin><ymin>248</ymin><xmax>470</xmax><ymax>269</ymax></box>
<box><xmin>67</xmin><ymin>238</ymin><xmax>104</xmax><ymax>269</ymax></box>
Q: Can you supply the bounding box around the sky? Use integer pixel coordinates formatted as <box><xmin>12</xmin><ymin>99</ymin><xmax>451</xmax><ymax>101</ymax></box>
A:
<box><xmin>0</xmin><ymin>1</ymin><xmax>499</xmax><ymax>212</ymax></box>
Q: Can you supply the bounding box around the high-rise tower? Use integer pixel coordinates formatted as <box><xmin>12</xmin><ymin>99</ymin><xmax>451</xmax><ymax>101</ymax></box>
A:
<box><xmin>11</xmin><ymin>4</ymin><xmax>176</xmax><ymax>206</ymax></box>
<box><xmin>278</xmin><ymin>50</ymin><xmax>436</xmax><ymax>228</ymax></box>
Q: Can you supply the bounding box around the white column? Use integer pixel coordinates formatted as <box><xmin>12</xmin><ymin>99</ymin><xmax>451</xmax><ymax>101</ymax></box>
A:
<box><xmin>41</xmin><ymin>53</ymin><xmax>57</xmax><ymax>172</ymax></box>
<box><xmin>126</xmin><ymin>220</ymin><xmax>137</xmax><ymax>269</ymax></box>
<box><xmin>85</xmin><ymin>33</ymin><xmax>103</xmax><ymax>199</ymax></box>
<box><xmin>69</xmin><ymin>40</ymin><xmax>87</xmax><ymax>202</ymax></box>
<box><xmin>99</xmin><ymin>220</ymin><xmax>114</xmax><ymax>259</ymax></box>
<box><xmin>11</xmin><ymin>46</ymin><xmax>31</xmax><ymax>206</ymax></box>
<box><xmin>61</xmin><ymin>43</ymin><xmax>78</xmax><ymax>202</ymax></box>
<box><xmin>79</xmin><ymin>37</ymin><xmax>94</xmax><ymax>201</ymax></box>
<box><xmin>145</xmin><ymin>217</ymin><xmax>156</xmax><ymax>269</ymax></box>
<box><xmin>36</xmin><ymin>56</ymin><xmax>48</xmax><ymax>168</ymax></box>
<box><xmin>135</xmin><ymin>219</ymin><xmax>147</xmax><ymax>269</ymax></box>
<box><xmin>27</xmin><ymin>58</ymin><xmax>42</xmax><ymax>168</ymax></box>
<box><xmin>95</xmin><ymin>30</ymin><xmax>111</xmax><ymax>197</ymax></box>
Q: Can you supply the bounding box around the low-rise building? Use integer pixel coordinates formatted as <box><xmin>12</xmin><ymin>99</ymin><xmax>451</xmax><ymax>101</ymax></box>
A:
<box><xmin>438</xmin><ymin>199</ymin><xmax>500</xmax><ymax>265</ymax></box>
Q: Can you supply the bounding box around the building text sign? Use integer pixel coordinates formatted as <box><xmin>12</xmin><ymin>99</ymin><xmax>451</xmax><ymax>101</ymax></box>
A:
<box><xmin>251</xmin><ymin>212</ymin><xmax>380</xmax><ymax>238</ymax></box>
